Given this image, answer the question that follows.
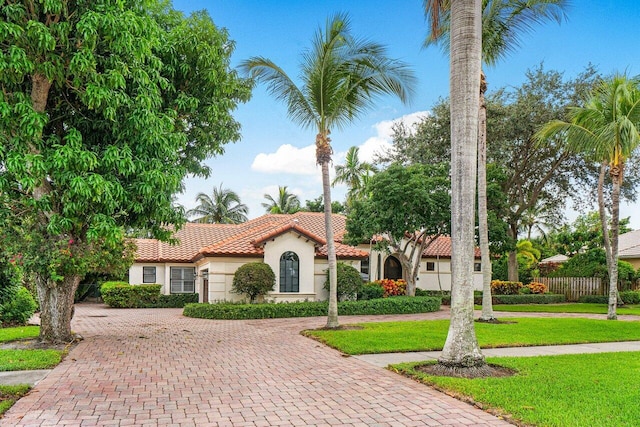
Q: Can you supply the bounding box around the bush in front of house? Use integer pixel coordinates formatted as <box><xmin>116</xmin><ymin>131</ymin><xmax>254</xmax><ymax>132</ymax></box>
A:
<box><xmin>490</xmin><ymin>280</ymin><xmax>523</xmax><ymax>295</ymax></box>
<box><xmin>231</xmin><ymin>262</ymin><xmax>275</xmax><ymax>303</ymax></box>
<box><xmin>358</xmin><ymin>282</ymin><xmax>384</xmax><ymax>300</ymax></box>
<box><xmin>0</xmin><ymin>286</ymin><xmax>38</xmax><ymax>325</ymax></box>
<box><xmin>183</xmin><ymin>296</ymin><xmax>442</xmax><ymax>320</ymax></box>
<box><xmin>324</xmin><ymin>262</ymin><xmax>363</xmax><ymax>301</ymax></box>
<box><xmin>100</xmin><ymin>282</ymin><xmax>197</xmax><ymax>308</ymax></box>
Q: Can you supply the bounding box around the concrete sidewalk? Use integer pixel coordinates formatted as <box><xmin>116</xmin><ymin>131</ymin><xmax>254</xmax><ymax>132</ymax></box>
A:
<box><xmin>354</xmin><ymin>340</ymin><xmax>640</xmax><ymax>367</ymax></box>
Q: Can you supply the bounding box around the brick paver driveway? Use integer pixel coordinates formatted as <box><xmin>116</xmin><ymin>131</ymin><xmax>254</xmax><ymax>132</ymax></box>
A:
<box><xmin>4</xmin><ymin>305</ymin><xmax>511</xmax><ymax>426</ymax></box>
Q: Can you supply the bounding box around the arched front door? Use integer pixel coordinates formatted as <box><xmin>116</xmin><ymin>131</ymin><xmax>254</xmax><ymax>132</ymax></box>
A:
<box><xmin>384</xmin><ymin>256</ymin><xmax>403</xmax><ymax>280</ymax></box>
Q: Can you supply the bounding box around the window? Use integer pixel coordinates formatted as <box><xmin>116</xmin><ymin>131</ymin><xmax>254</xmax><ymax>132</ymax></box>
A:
<box><xmin>279</xmin><ymin>252</ymin><xmax>299</xmax><ymax>292</ymax></box>
<box><xmin>474</xmin><ymin>262</ymin><xmax>482</xmax><ymax>272</ymax></box>
<box><xmin>360</xmin><ymin>258</ymin><xmax>370</xmax><ymax>281</ymax></box>
<box><xmin>142</xmin><ymin>266</ymin><xmax>156</xmax><ymax>283</ymax></box>
<box><xmin>425</xmin><ymin>262</ymin><xmax>435</xmax><ymax>271</ymax></box>
<box><xmin>170</xmin><ymin>267</ymin><xmax>195</xmax><ymax>293</ymax></box>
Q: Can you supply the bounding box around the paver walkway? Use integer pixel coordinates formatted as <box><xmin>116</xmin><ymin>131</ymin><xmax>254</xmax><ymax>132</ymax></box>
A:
<box><xmin>4</xmin><ymin>305</ymin><xmax>510</xmax><ymax>426</ymax></box>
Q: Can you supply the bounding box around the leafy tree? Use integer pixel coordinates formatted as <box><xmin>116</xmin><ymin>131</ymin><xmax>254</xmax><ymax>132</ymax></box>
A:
<box><xmin>262</xmin><ymin>186</ymin><xmax>301</xmax><ymax>214</ymax></box>
<box><xmin>423</xmin><ymin>0</ymin><xmax>485</xmax><ymax>373</ymax></box>
<box><xmin>0</xmin><ymin>1</ymin><xmax>250</xmax><ymax>343</ymax></box>
<box><xmin>536</xmin><ymin>74</ymin><xmax>640</xmax><ymax>319</ymax></box>
<box><xmin>241</xmin><ymin>13</ymin><xmax>415</xmax><ymax>328</ymax></box>
<box><xmin>302</xmin><ymin>196</ymin><xmax>345</xmax><ymax>214</ymax></box>
<box><xmin>187</xmin><ymin>184</ymin><xmax>248</xmax><ymax>224</ymax></box>
<box><xmin>231</xmin><ymin>262</ymin><xmax>276</xmax><ymax>303</ymax></box>
<box><xmin>332</xmin><ymin>146</ymin><xmax>377</xmax><ymax>207</ymax></box>
<box><xmin>345</xmin><ymin>163</ymin><xmax>450</xmax><ymax>296</ymax></box>
<box><xmin>424</xmin><ymin>0</ymin><xmax>569</xmax><ymax>322</ymax></box>
<box><xmin>383</xmin><ymin>65</ymin><xmax>603</xmax><ymax>281</ymax></box>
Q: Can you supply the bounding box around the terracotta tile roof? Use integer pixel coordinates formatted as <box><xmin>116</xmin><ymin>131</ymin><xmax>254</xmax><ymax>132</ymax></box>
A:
<box><xmin>421</xmin><ymin>235</ymin><xmax>481</xmax><ymax>259</ymax></box>
<box><xmin>133</xmin><ymin>212</ymin><xmax>368</xmax><ymax>262</ymax></box>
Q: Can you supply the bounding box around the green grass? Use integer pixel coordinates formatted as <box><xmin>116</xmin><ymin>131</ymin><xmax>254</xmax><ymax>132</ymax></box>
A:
<box><xmin>0</xmin><ymin>349</ymin><xmax>62</xmax><ymax>371</ymax></box>
<box><xmin>394</xmin><ymin>352</ymin><xmax>640</xmax><ymax>427</ymax></box>
<box><xmin>0</xmin><ymin>385</ymin><xmax>30</xmax><ymax>416</ymax></box>
<box><xmin>483</xmin><ymin>303</ymin><xmax>640</xmax><ymax>315</ymax></box>
<box><xmin>305</xmin><ymin>317</ymin><xmax>640</xmax><ymax>354</ymax></box>
<box><xmin>0</xmin><ymin>326</ymin><xmax>39</xmax><ymax>343</ymax></box>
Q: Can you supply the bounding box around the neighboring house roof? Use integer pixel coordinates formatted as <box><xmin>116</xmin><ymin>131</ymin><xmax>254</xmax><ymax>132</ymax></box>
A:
<box><xmin>421</xmin><ymin>235</ymin><xmax>481</xmax><ymax>259</ymax></box>
<box><xmin>133</xmin><ymin>212</ymin><xmax>368</xmax><ymax>263</ymax></box>
<box><xmin>539</xmin><ymin>254</ymin><xmax>570</xmax><ymax>264</ymax></box>
<box><xmin>618</xmin><ymin>229</ymin><xmax>640</xmax><ymax>259</ymax></box>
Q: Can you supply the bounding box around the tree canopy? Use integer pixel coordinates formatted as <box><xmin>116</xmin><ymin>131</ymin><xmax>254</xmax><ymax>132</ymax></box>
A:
<box><xmin>0</xmin><ymin>0</ymin><xmax>251</xmax><ymax>342</ymax></box>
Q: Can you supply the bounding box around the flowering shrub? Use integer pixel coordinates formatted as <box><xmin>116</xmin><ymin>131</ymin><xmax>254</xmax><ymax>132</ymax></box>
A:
<box><xmin>490</xmin><ymin>280</ymin><xmax>523</xmax><ymax>295</ymax></box>
<box><xmin>375</xmin><ymin>279</ymin><xmax>407</xmax><ymax>297</ymax></box>
<box><xmin>526</xmin><ymin>282</ymin><xmax>548</xmax><ymax>294</ymax></box>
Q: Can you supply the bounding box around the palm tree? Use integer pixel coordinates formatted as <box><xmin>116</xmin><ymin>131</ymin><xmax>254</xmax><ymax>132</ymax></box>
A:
<box><xmin>261</xmin><ymin>186</ymin><xmax>301</xmax><ymax>214</ymax></box>
<box><xmin>536</xmin><ymin>74</ymin><xmax>640</xmax><ymax>320</ymax></box>
<box><xmin>332</xmin><ymin>146</ymin><xmax>377</xmax><ymax>206</ymax></box>
<box><xmin>187</xmin><ymin>184</ymin><xmax>248</xmax><ymax>224</ymax></box>
<box><xmin>424</xmin><ymin>0</ymin><xmax>486</xmax><ymax>373</ymax></box>
<box><xmin>241</xmin><ymin>13</ymin><xmax>415</xmax><ymax>328</ymax></box>
<box><xmin>425</xmin><ymin>0</ymin><xmax>568</xmax><ymax>321</ymax></box>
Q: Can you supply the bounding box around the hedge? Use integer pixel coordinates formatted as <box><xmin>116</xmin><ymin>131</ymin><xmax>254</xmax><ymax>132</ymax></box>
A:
<box><xmin>478</xmin><ymin>294</ymin><xmax>566</xmax><ymax>305</ymax></box>
<box><xmin>101</xmin><ymin>282</ymin><xmax>198</xmax><ymax>308</ymax></box>
<box><xmin>579</xmin><ymin>291</ymin><xmax>640</xmax><ymax>305</ymax></box>
<box><xmin>183</xmin><ymin>296</ymin><xmax>442</xmax><ymax>320</ymax></box>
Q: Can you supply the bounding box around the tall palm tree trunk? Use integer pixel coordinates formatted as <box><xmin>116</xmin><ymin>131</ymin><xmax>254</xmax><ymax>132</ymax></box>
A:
<box><xmin>477</xmin><ymin>71</ymin><xmax>495</xmax><ymax>321</ymax></box>
<box><xmin>438</xmin><ymin>0</ymin><xmax>485</xmax><ymax>371</ymax></box>
<box><xmin>318</xmin><ymin>132</ymin><xmax>339</xmax><ymax>328</ymax></box>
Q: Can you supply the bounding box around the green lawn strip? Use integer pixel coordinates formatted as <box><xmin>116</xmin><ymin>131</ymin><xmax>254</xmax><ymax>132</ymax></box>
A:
<box><xmin>480</xmin><ymin>303</ymin><xmax>640</xmax><ymax>315</ymax></box>
<box><xmin>0</xmin><ymin>349</ymin><xmax>62</xmax><ymax>371</ymax></box>
<box><xmin>305</xmin><ymin>317</ymin><xmax>640</xmax><ymax>354</ymax></box>
<box><xmin>393</xmin><ymin>352</ymin><xmax>640</xmax><ymax>427</ymax></box>
<box><xmin>0</xmin><ymin>385</ymin><xmax>31</xmax><ymax>416</ymax></box>
<box><xmin>0</xmin><ymin>326</ymin><xmax>40</xmax><ymax>343</ymax></box>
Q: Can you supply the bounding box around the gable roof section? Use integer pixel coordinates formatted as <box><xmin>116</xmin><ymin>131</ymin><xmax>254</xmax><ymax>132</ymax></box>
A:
<box><xmin>421</xmin><ymin>235</ymin><xmax>481</xmax><ymax>259</ymax></box>
<box><xmin>618</xmin><ymin>229</ymin><xmax>640</xmax><ymax>259</ymax></box>
<box><xmin>133</xmin><ymin>212</ymin><xmax>368</xmax><ymax>262</ymax></box>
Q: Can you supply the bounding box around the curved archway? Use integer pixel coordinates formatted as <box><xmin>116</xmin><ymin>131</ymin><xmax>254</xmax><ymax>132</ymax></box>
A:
<box><xmin>384</xmin><ymin>256</ymin><xmax>403</xmax><ymax>280</ymax></box>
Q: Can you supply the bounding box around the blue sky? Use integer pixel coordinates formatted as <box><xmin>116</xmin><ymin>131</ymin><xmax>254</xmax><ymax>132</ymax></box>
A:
<box><xmin>171</xmin><ymin>0</ymin><xmax>640</xmax><ymax>230</ymax></box>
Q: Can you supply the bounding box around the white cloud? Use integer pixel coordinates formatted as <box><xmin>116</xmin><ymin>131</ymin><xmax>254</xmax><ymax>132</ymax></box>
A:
<box><xmin>335</xmin><ymin>110</ymin><xmax>430</xmax><ymax>163</ymax></box>
<box><xmin>251</xmin><ymin>144</ymin><xmax>318</xmax><ymax>175</ymax></box>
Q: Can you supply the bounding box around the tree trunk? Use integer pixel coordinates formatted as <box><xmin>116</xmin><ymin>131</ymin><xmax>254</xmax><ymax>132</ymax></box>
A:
<box><xmin>438</xmin><ymin>0</ymin><xmax>485</xmax><ymax>371</ymax></box>
<box><xmin>315</xmin><ymin>130</ymin><xmax>339</xmax><ymax>328</ymax></box>
<box><xmin>477</xmin><ymin>71</ymin><xmax>495</xmax><ymax>321</ymax></box>
<box><xmin>36</xmin><ymin>274</ymin><xmax>81</xmax><ymax>344</ymax></box>
<box><xmin>606</xmin><ymin>162</ymin><xmax>623</xmax><ymax>320</ymax></box>
<box><xmin>507</xmin><ymin>222</ymin><xmax>519</xmax><ymax>282</ymax></box>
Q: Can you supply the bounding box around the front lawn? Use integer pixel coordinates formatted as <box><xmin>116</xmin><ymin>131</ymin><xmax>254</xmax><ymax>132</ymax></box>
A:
<box><xmin>0</xmin><ymin>349</ymin><xmax>62</xmax><ymax>371</ymax></box>
<box><xmin>305</xmin><ymin>317</ymin><xmax>640</xmax><ymax>354</ymax></box>
<box><xmin>0</xmin><ymin>326</ymin><xmax>40</xmax><ymax>343</ymax></box>
<box><xmin>485</xmin><ymin>303</ymin><xmax>640</xmax><ymax>315</ymax></box>
<box><xmin>395</xmin><ymin>352</ymin><xmax>640</xmax><ymax>427</ymax></box>
<box><xmin>0</xmin><ymin>385</ymin><xmax>30</xmax><ymax>415</ymax></box>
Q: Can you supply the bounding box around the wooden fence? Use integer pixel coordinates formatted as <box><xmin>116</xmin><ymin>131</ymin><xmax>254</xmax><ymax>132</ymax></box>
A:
<box><xmin>537</xmin><ymin>277</ymin><xmax>604</xmax><ymax>302</ymax></box>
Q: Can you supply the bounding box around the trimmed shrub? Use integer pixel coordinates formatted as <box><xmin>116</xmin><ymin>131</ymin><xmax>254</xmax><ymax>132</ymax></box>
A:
<box><xmin>577</xmin><ymin>295</ymin><xmax>609</xmax><ymax>304</ymax></box>
<box><xmin>491</xmin><ymin>280</ymin><xmax>523</xmax><ymax>295</ymax></box>
<box><xmin>0</xmin><ymin>286</ymin><xmax>38</xmax><ymax>325</ymax></box>
<box><xmin>101</xmin><ymin>282</ymin><xmax>195</xmax><ymax>308</ymax></box>
<box><xmin>526</xmin><ymin>282</ymin><xmax>548</xmax><ymax>294</ymax></box>
<box><xmin>620</xmin><ymin>291</ymin><xmax>640</xmax><ymax>304</ymax></box>
<box><xmin>324</xmin><ymin>262</ymin><xmax>363</xmax><ymax>301</ymax></box>
<box><xmin>183</xmin><ymin>296</ymin><xmax>441</xmax><ymax>320</ymax></box>
<box><xmin>231</xmin><ymin>262</ymin><xmax>275</xmax><ymax>303</ymax></box>
<box><xmin>475</xmin><ymin>293</ymin><xmax>566</xmax><ymax>304</ymax></box>
<box><xmin>358</xmin><ymin>282</ymin><xmax>384</xmax><ymax>300</ymax></box>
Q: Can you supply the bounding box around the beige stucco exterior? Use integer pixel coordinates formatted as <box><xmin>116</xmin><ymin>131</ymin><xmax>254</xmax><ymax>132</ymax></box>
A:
<box><xmin>130</xmin><ymin>230</ymin><xmax>482</xmax><ymax>302</ymax></box>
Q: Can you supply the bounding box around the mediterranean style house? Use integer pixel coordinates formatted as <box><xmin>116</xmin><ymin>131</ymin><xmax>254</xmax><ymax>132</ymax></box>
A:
<box><xmin>128</xmin><ymin>212</ymin><xmax>483</xmax><ymax>303</ymax></box>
